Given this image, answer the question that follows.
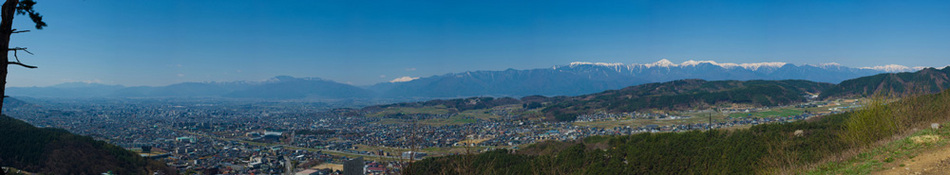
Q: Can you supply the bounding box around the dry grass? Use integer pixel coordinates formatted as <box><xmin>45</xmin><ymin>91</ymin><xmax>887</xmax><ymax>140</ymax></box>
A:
<box><xmin>797</xmin><ymin>91</ymin><xmax>950</xmax><ymax>174</ymax></box>
<box><xmin>910</xmin><ymin>135</ymin><xmax>941</xmax><ymax>144</ymax></box>
<box><xmin>311</xmin><ymin>163</ymin><xmax>343</xmax><ymax>171</ymax></box>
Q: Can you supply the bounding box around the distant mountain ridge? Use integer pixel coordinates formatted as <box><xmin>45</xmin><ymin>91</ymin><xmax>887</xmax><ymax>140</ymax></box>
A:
<box><xmin>223</xmin><ymin>76</ymin><xmax>376</xmax><ymax>99</ymax></box>
<box><xmin>820</xmin><ymin>66</ymin><xmax>950</xmax><ymax>99</ymax></box>
<box><xmin>6</xmin><ymin>60</ymin><xmax>932</xmax><ymax>100</ymax></box>
<box><xmin>370</xmin><ymin>59</ymin><xmax>912</xmax><ymax>98</ymax></box>
<box><xmin>8</xmin><ymin>76</ymin><xmax>374</xmax><ymax>100</ymax></box>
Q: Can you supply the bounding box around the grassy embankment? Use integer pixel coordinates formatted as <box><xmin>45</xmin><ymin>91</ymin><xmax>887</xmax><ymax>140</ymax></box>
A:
<box><xmin>806</xmin><ymin>121</ymin><xmax>950</xmax><ymax>174</ymax></box>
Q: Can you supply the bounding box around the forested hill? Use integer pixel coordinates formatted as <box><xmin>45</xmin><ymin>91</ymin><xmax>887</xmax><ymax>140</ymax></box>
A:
<box><xmin>0</xmin><ymin>115</ymin><xmax>176</xmax><ymax>174</ymax></box>
<box><xmin>363</xmin><ymin>96</ymin><xmax>524</xmax><ymax>113</ymax></box>
<box><xmin>362</xmin><ymin>79</ymin><xmax>832</xmax><ymax>122</ymax></box>
<box><xmin>542</xmin><ymin>79</ymin><xmax>832</xmax><ymax>121</ymax></box>
<box><xmin>819</xmin><ymin>66</ymin><xmax>950</xmax><ymax>99</ymax></box>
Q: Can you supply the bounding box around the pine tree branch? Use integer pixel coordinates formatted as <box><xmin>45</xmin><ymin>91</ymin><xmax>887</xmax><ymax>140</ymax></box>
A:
<box><xmin>7</xmin><ymin>61</ymin><xmax>37</xmax><ymax>68</ymax></box>
<box><xmin>11</xmin><ymin>29</ymin><xmax>28</xmax><ymax>33</ymax></box>
<box><xmin>7</xmin><ymin>47</ymin><xmax>32</xmax><ymax>54</ymax></box>
<box><xmin>6</xmin><ymin>47</ymin><xmax>38</xmax><ymax>68</ymax></box>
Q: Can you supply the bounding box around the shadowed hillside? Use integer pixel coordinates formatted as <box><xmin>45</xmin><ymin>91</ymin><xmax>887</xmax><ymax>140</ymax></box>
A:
<box><xmin>0</xmin><ymin>115</ymin><xmax>176</xmax><ymax>174</ymax></box>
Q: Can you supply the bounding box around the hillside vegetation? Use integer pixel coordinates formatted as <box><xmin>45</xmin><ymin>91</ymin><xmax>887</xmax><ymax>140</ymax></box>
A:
<box><xmin>365</xmin><ymin>96</ymin><xmax>523</xmax><ymax>114</ymax></box>
<box><xmin>542</xmin><ymin>79</ymin><xmax>831</xmax><ymax>121</ymax></box>
<box><xmin>364</xmin><ymin>79</ymin><xmax>831</xmax><ymax>122</ymax></box>
<box><xmin>0</xmin><ymin>115</ymin><xmax>176</xmax><ymax>174</ymax></box>
<box><xmin>820</xmin><ymin>66</ymin><xmax>950</xmax><ymax>99</ymax></box>
<box><xmin>409</xmin><ymin>88</ymin><xmax>950</xmax><ymax>174</ymax></box>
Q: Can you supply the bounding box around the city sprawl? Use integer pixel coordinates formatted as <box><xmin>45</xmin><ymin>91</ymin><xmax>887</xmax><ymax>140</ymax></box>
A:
<box><xmin>2</xmin><ymin>97</ymin><xmax>861</xmax><ymax>174</ymax></box>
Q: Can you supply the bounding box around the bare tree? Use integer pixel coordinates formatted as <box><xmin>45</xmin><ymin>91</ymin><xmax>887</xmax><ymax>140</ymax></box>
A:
<box><xmin>0</xmin><ymin>0</ymin><xmax>45</xmax><ymax>114</ymax></box>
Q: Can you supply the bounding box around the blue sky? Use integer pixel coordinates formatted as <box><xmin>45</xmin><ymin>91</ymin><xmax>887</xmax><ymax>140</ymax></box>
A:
<box><xmin>7</xmin><ymin>0</ymin><xmax>950</xmax><ymax>87</ymax></box>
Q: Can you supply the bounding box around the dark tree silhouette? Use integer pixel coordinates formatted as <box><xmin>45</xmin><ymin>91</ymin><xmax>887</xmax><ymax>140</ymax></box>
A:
<box><xmin>0</xmin><ymin>0</ymin><xmax>45</xmax><ymax>114</ymax></box>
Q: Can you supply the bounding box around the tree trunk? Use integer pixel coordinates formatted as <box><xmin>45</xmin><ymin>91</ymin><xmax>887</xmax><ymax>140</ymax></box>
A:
<box><xmin>0</xmin><ymin>0</ymin><xmax>15</xmax><ymax>115</ymax></box>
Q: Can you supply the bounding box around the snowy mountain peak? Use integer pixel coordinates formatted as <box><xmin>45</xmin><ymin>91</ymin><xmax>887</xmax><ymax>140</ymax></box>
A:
<box><xmin>809</xmin><ymin>62</ymin><xmax>842</xmax><ymax>68</ymax></box>
<box><xmin>569</xmin><ymin>62</ymin><xmax>625</xmax><ymax>67</ymax></box>
<box><xmin>390</xmin><ymin>76</ymin><xmax>420</xmax><ymax>83</ymax></box>
<box><xmin>629</xmin><ymin>59</ymin><xmax>786</xmax><ymax>70</ymax></box>
<box><xmin>266</xmin><ymin>75</ymin><xmax>298</xmax><ymax>82</ymax></box>
<box><xmin>737</xmin><ymin>62</ymin><xmax>788</xmax><ymax>71</ymax></box>
<box><xmin>679</xmin><ymin>60</ymin><xmax>721</xmax><ymax>67</ymax></box>
<box><xmin>556</xmin><ymin>59</ymin><xmax>929</xmax><ymax>74</ymax></box>
<box><xmin>643</xmin><ymin>59</ymin><xmax>677</xmax><ymax>68</ymax></box>
<box><xmin>821</xmin><ymin>62</ymin><xmax>841</xmax><ymax>66</ymax></box>
<box><xmin>860</xmin><ymin>64</ymin><xmax>921</xmax><ymax>72</ymax></box>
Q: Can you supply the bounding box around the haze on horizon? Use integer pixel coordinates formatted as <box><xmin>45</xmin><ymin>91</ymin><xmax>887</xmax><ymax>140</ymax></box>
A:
<box><xmin>6</xmin><ymin>0</ymin><xmax>950</xmax><ymax>87</ymax></box>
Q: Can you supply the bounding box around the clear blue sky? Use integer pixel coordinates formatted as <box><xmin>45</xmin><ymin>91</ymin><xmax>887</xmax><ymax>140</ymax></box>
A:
<box><xmin>7</xmin><ymin>0</ymin><xmax>950</xmax><ymax>87</ymax></box>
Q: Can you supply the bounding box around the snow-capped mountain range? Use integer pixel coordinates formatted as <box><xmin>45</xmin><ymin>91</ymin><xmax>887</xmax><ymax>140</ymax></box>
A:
<box><xmin>369</xmin><ymin>59</ymin><xmax>939</xmax><ymax>98</ymax></box>
<box><xmin>566</xmin><ymin>59</ymin><xmax>926</xmax><ymax>72</ymax></box>
<box><xmin>8</xmin><ymin>60</ymin><xmax>943</xmax><ymax>100</ymax></box>
<box><xmin>859</xmin><ymin>64</ymin><xmax>930</xmax><ymax>72</ymax></box>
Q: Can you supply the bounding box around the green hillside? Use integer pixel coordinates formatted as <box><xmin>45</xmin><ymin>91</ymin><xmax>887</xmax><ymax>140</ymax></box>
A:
<box><xmin>542</xmin><ymin>79</ymin><xmax>832</xmax><ymax>121</ymax></box>
<box><xmin>364</xmin><ymin>79</ymin><xmax>832</xmax><ymax>122</ymax></box>
<box><xmin>0</xmin><ymin>115</ymin><xmax>176</xmax><ymax>174</ymax></box>
<box><xmin>820</xmin><ymin>66</ymin><xmax>950</xmax><ymax>99</ymax></box>
<box><xmin>409</xmin><ymin>88</ymin><xmax>950</xmax><ymax>174</ymax></box>
<box><xmin>365</xmin><ymin>96</ymin><xmax>523</xmax><ymax>115</ymax></box>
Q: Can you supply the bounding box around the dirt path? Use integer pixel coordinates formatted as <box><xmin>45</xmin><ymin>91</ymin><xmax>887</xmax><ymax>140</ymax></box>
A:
<box><xmin>876</xmin><ymin>145</ymin><xmax>950</xmax><ymax>175</ymax></box>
